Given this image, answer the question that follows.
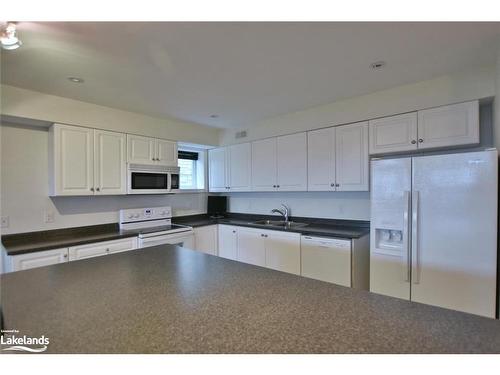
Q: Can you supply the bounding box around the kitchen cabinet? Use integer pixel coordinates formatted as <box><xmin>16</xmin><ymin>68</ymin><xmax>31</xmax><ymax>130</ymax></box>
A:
<box><xmin>218</xmin><ymin>224</ymin><xmax>238</xmax><ymax>260</ymax></box>
<box><xmin>276</xmin><ymin>133</ymin><xmax>308</xmax><ymax>191</ymax></box>
<box><xmin>49</xmin><ymin>124</ymin><xmax>127</xmax><ymax>196</ymax></box>
<box><xmin>369</xmin><ymin>112</ymin><xmax>418</xmax><ymax>155</ymax></box>
<box><xmin>208</xmin><ymin>147</ymin><xmax>228</xmax><ymax>192</ymax></box>
<box><xmin>335</xmin><ymin>122</ymin><xmax>369</xmax><ymax>191</ymax></box>
<box><xmin>251</xmin><ymin>132</ymin><xmax>307</xmax><ymax>192</ymax></box>
<box><xmin>368</xmin><ymin>101</ymin><xmax>479</xmax><ymax>155</ymax></box>
<box><xmin>264</xmin><ymin>230</ymin><xmax>301</xmax><ymax>275</ymax></box>
<box><xmin>8</xmin><ymin>248</ymin><xmax>69</xmax><ymax>272</ymax></box>
<box><xmin>307</xmin><ymin>122</ymin><xmax>368</xmax><ymax>192</ymax></box>
<box><xmin>230</xmin><ymin>226</ymin><xmax>300</xmax><ymax>274</ymax></box>
<box><xmin>194</xmin><ymin>225</ymin><xmax>218</xmax><ymax>255</ymax></box>
<box><xmin>237</xmin><ymin>227</ymin><xmax>266</xmax><ymax>267</ymax></box>
<box><xmin>94</xmin><ymin>130</ymin><xmax>127</xmax><ymax>195</ymax></box>
<box><xmin>127</xmin><ymin>134</ymin><xmax>178</xmax><ymax>166</ymax></box>
<box><xmin>209</xmin><ymin>143</ymin><xmax>252</xmax><ymax>192</ymax></box>
<box><xmin>228</xmin><ymin>143</ymin><xmax>252</xmax><ymax>191</ymax></box>
<box><xmin>49</xmin><ymin>124</ymin><xmax>94</xmax><ymax>196</ymax></box>
<box><xmin>68</xmin><ymin>237</ymin><xmax>137</xmax><ymax>261</ymax></box>
<box><xmin>251</xmin><ymin>138</ymin><xmax>277</xmax><ymax>191</ymax></box>
<box><xmin>417</xmin><ymin>100</ymin><xmax>479</xmax><ymax>150</ymax></box>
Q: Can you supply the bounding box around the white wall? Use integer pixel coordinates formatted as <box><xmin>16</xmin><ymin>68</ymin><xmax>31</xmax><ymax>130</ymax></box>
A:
<box><xmin>1</xmin><ymin>84</ymin><xmax>220</xmax><ymax>146</ymax></box>
<box><xmin>227</xmin><ymin>192</ymin><xmax>370</xmax><ymax>221</ymax></box>
<box><xmin>495</xmin><ymin>45</ymin><xmax>500</xmax><ymax>151</ymax></box>
<box><xmin>220</xmin><ymin>65</ymin><xmax>496</xmax><ymax>145</ymax></box>
<box><xmin>0</xmin><ymin>123</ymin><xmax>208</xmax><ymax>234</ymax></box>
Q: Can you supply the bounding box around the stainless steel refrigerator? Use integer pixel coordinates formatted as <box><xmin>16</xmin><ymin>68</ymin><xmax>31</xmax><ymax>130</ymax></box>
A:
<box><xmin>370</xmin><ymin>149</ymin><xmax>498</xmax><ymax>318</ymax></box>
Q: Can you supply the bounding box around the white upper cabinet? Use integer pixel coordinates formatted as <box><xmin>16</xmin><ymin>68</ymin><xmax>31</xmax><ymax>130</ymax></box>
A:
<box><xmin>276</xmin><ymin>133</ymin><xmax>308</xmax><ymax>191</ymax></box>
<box><xmin>228</xmin><ymin>143</ymin><xmax>252</xmax><ymax>192</ymax></box>
<box><xmin>94</xmin><ymin>130</ymin><xmax>126</xmax><ymax>195</ymax></box>
<box><xmin>307</xmin><ymin>122</ymin><xmax>368</xmax><ymax>192</ymax></box>
<box><xmin>127</xmin><ymin>134</ymin><xmax>156</xmax><ymax>164</ymax></box>
<box><xmin>251</xmin><ymin>138</ymin><xmax>277</xmax><ymax>191</ymax></box>
<box><xmin>50</xmin><ymin>124</ymin><xmax>128</xmax><ymax>196</ymax></box>
<box><xmin>127</xmin><ymin>134</ymin><xmax>177</xmax><ymax>166</ymax></box>
<box><xmin>368</xmin><ymin>101</ymin><xmax>479</xmax><ymax>155</ymax></box>
<box><xmin>50</xmin><ymin>124</ymin><xmax>95</xmax><ymax>196</ymax></box>
<box><xmin>417</xmin><ymin>100</ymin><xmax>479</xmax><ymax>150</ymax></box>
<box><xmin>307</xmin><ymin>127</ymin><xmax>336</xmax><ymax>191</ymax></box>
<box><xmin>335</xmin><ymin>122</ymin><xmax>369</xmax><ymax>191</ymax></box>
<box><xmin>208</xmin><ymin>147</ymin><xmax>228</xmax><ymax>192</ymax></box>
<box><xmin>156</xmin><ymin>138</ymin><xmax>178</xmax><ymax>166</ymax></box>
<box><xmin>369</xmin><ymin>112</ymin><xmax>418</xmax><ymax>155</ymax></box>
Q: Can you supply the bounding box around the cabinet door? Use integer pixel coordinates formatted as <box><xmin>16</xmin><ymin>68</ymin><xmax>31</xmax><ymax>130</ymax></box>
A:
<box><xmin>156</xmin><ymin>139</ymin><xmax>178</xmax><ymax>166</ymax></box>
<box><xmin>369</xmin><ymin>113</ymin><xmax>418</xmax><ymax>155</ymax></box>
<box><xmin>105</xmin><ymin>237</ymin><xmax>138</xmax><ymax>254</ymax></box>
<box><xmin>10</xmin><ymin>248</ymin><xmax>68</xmax><ymax>272</ymax></box>
<box><xmin>265</xmin><ymin>231</ymin><xmax>301</xmax><ymax>275</ymax></box>
<box><xmin>127</xmin><ymin>134</ymin><xmax>156</xmax><ymax>165</ymax></box>
<box><xmin>69</xmin><ymin>242</ymin><xmax>110</xmax><ymax>261</ymax></box>
<box><xmin>218</xmin><ymin>225</ymin><xmax>238</xmax><ymax>260</ymax></box>
<box><xmin>228</xmin><ymin>143</ymin><xmax>252</xmax><ymax>192</ymax></box>
<box><xmin>208</xmin><ymin>147</ymin><xmax>228</xmax><ymax>192</ymax></box>
<box><xmin>335</xmin><ymin>122</ymin><xmax>369</xmax><ymax>191</ymax></box>
<box><xmin>417</xmin><ymin>100</ymin><xmax>479</xmax><ymax>150</ymax></box>
<box><xmin>251</xmin><ymin>138</ymin><xmax>277</xmax><ymax>191</ymax></box>
<box><xmin>277</xmin><ymin>133</ymin><xmax>307</xmax><ymax>191</ymax></box>
<box><xmin>94</xmin><ymin>130</ymin><xmax>126</xmax><ymax>195</ymax></box>
<box><xmin>237</xmin><ymin>227</ymin><xmax>266</xmax><ymax>267</ymax></box>
<box><xmin>51</xmin><ymin>124</ymin><xmax>94</xmax><ymax>196</ymax></box>
<box><xmin>307</xmin><ymin>127</ymin><xmax>336</xmax><ymax>191</ymax></box>
<box><xmin>194</xmin><ymin>225</ymin><xmax>218</xmax><ymax>255</ymax></box>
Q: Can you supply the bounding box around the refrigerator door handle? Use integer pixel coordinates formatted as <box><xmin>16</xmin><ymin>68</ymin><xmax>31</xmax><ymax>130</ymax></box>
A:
<box><xmin>412</xmin><ymin>190</ymin><xmax>420</xmax><ymax>284</ymax></box>
<box><xmin>403</xmin><ymin>191</ymin><xmax>411</xmax><ymax>282</ymax></box>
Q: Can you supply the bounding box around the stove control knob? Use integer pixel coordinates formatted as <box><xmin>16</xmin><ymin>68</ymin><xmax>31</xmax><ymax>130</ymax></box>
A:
<box><xmin>160</xmin><ymin>211</ymin><xmax>167</xmax><ymax>216</ymax></box>
<box><xmin>134</xmin><ymin>214</ymin><xmax>140</xmax><ymax>218</ymax></box>
<box><xmin>128</xmin><ymin>214</ymin><xmax>134</xmax><ymax>219</ymax></box>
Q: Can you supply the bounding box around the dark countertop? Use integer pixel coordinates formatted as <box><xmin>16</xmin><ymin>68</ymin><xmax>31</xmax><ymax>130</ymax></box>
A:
<box><xmin>174</xmin><ymin>213</ymin><xmax>370</xmax><ymax>239</ymax></box>
<box><xmin>1</xmin><ymin>214</ymin><xmax>369</xmax><ymax>256</ymax></box>
<box><xmin>1</xmin><ymin>245</ymin><xmax>499</xmax><ymax>354</ymax></box>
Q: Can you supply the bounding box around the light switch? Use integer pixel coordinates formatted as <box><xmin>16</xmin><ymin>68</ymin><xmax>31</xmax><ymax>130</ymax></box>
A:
<box><xmin>1</xmin><ymin>216</ymin><xmax>9</xmax><ymax>228</ymax></box>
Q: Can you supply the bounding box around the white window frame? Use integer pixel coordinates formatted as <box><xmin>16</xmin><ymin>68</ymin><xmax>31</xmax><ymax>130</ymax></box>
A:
<box><xmin>177</xmin><ymin>147</ymin><xmax>208</xmax><ymax>193</ymax></box>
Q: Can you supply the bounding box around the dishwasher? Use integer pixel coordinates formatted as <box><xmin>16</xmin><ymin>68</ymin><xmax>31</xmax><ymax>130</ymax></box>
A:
<box><xmin>300</xmin><ymin>236</ymin><xmax>352</xmax><ymax>287</ymax></box>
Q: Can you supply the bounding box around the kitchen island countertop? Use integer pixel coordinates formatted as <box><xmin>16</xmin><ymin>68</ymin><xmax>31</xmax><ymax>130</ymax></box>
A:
<box><xmin>1</xmin><ymin>245</ymin><xmax>499</xmax><ymax>354</ymax></box>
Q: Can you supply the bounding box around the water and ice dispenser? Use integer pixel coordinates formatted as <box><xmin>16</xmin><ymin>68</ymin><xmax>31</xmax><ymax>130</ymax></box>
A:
<box><xmin>374</xmin><ymin>228</ymin><xmax>403</xmax><ymax>255</ymax></box>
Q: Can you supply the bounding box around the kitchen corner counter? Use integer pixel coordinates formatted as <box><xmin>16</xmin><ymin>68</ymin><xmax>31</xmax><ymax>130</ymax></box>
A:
<box><xmin>1</xmin><ymin>245</ymin><xmax>499</xmax><ymax>354</ymax></box>
<box><xmin>173</xmin><ymin>213</ymin><xmax>370</xmax><ymax>239</ymax></box>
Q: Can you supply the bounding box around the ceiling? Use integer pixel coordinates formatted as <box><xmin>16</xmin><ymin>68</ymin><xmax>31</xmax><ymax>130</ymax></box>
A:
<box><xmin>1</xmin><ymin>22</ymin><xmax>500</xmax><ymax>129</ymax></box>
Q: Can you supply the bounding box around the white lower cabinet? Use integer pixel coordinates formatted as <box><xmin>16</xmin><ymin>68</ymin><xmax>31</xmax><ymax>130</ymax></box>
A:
<box><xmin>68</xmin><ymin>237</ymin><xmax>138</xmax><ymax>261</ymax></box>
<box><xmin>193</xmin><ymin>225</ymin><xmax>218</xmax><ymax>255</ymax></box>
<box><xmin>9</xmin><ymin>248</ymin><xmax>69</xmax><ymax>272</ymax></box>
<box><xmin>264</xmin><ymin>230</ymin><xmax>301</xmax><ymax>275</ymax></box>
<box><xmin>218</xmin><ymin>225</ymin><xmax>238</xmax><ymax>260</ymax></box>
<box><xmin>237</xmin><ymin>227</ymin><xmax>267</xmax><ymax>267</ymax></box>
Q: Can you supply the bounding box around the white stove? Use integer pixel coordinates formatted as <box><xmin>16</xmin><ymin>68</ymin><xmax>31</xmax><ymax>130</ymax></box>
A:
<box><xmin>119</xmin><ymin>206</ymin><xmax>194</xmax><ymax>249</ymax></box>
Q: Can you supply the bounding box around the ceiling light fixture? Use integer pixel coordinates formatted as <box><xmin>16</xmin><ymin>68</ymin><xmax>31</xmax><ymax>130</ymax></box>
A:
<box><xmin>67</xmin><ymin>77</ymin><xmax>85</xmax><ymax>83</ymax></box>
<box><xmin>370</xmin><ymin>61</ymin><xmax>386</xmax><ymax>70</ymax></box>
<box><xmin>1</xmin><ymin>22</ymin><xmax>22</xmax><ymax>50</ymax></box>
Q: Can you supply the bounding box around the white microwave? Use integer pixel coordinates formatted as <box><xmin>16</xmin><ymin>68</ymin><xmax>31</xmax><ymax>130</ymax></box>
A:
<box><xmin>127</xmin><ymin>164</ymin><xmax>180</xmax><ymax>194</ymax></box>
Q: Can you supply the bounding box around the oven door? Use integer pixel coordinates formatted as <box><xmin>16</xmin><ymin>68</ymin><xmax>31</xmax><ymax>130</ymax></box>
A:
<box><xmin>127</xmin><ymin>168</ymin><xmax>170</xmax><ymax>194</ymax></box>
<box><xmin>139</xmin><ymin>232</ymin><xmax>195</xmax><ymax>249</ymax></box>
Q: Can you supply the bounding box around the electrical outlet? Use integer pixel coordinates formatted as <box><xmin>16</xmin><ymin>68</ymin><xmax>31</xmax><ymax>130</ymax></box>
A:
<box><xmin>1</xmin><ymin>216</ymin><xmax>9</xmax><ymax>228</ymax></box>
<box><xmin>44</xmin><ymin>211</ymin><xmax>55</xmax><ymax>223</ymax></box>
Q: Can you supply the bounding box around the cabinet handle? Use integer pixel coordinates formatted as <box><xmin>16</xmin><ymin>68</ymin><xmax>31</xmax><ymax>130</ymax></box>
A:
<box><xmin>63</xmin><ymin>254</ymin><xmax>68</xmax><ymax>258</ymax></box>
<box><xmin>277</xmin><ymin>185</ymin><xmax>280</xmax><ymax>188</ymax></box>
<box><xmin>418</xmin><ymin>139</ymin><xmax>424</xmax><ymax>143</ymax></box>
<box><xmin>90</xmin><ymin>187</ymin><xmax>94</xmax><ymax>192</ymax></box>
<box><xmin>232</xmin><ymin>230</ymin><xmax>236</xmax><ymax>233</ymax></box>
<box><xmin>273</xmin><ymin>185</ymin><xmax>276</xmax><ymax>188</ymax></box>
<box><xmin>336</xmin><ymin>183</ymin><xmax>340</xmax><ymax>187</ymax></box>
<box><xmin>330</xmin><ymin>183</ymin><xmax>334</xmax><ymax>187</ymax></box>
<box><xmin>106</xmin><ymin>248</ymin><xmax>110</xmax><ymax>252</ymax></box>
<box><xmin>411</xmin><ymin>140</ymin><xmax>416</xmax><ymax>144</ymax></box>
<box><xmin>96</xmin><ymin>187</ymin><xmax>100</xmax><ymax>192</ymax></box>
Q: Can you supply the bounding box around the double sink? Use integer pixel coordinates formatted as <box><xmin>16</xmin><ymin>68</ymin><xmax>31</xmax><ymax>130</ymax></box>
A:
<box><xmin>250</xmin><ymin>220</ymin><xmax>309</xmax><ymax>229</ymax></box>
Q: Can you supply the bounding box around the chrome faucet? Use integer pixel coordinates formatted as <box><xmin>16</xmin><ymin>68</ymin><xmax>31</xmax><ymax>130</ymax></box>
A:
<box><xmin>271</xmin><ymin>204</ymin><xmax>291</xmax><ymax>223</ymax></box>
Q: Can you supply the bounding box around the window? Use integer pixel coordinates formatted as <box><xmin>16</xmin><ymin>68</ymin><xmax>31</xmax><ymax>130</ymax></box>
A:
<box><xmin>178</xmin><ymin>149</ymin><xmax>206</xmax><ymax>190</ymax></box>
